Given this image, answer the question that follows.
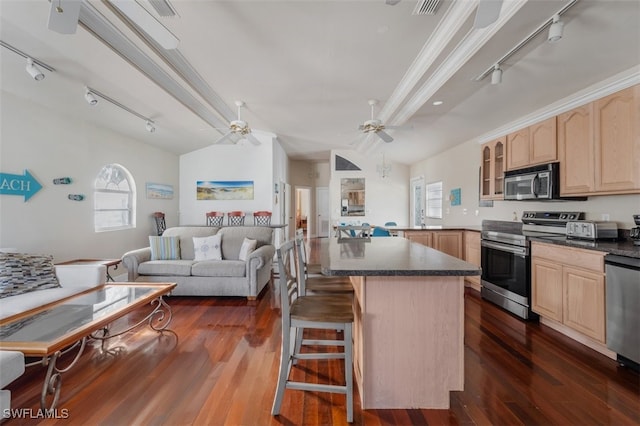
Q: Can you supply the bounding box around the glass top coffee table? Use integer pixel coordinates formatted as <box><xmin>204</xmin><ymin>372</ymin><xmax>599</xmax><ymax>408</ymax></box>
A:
<box><xmin>0</xmin><ymin>282</ymin><xmax>176</xmax><ymax>409</ymax></box>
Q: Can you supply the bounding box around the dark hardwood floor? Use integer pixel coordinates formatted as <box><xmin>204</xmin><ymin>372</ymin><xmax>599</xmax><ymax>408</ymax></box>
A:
<box><xmin>5</xmin><ymin>238</ymin><xmax>639</xmax><ymax>425</ymax></box>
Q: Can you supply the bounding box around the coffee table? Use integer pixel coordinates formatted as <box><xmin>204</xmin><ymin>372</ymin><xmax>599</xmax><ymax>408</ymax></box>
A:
<box><xmin>0</xmin><ymin>282</ymin><xmax>176</xmax><ymax>409</ymax></box>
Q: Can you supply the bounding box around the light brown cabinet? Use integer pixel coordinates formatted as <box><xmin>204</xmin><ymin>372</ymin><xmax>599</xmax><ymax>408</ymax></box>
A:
<box><xmin>463</xmin><ymin>231</ymin><xmax>481</xmax><ymax>290</ymax></box>
<box><xmin>405</xmin><ymin>230</ymin><xmax>463</xmax><ymax>259</ymax></box>
<box><xmin>531</xmin><ymin>242</ymin><xmax>606</xmax><ymax>343</ymax></box>
<box><xmin>480</xmin><ymin>138</ymin><xmax>505</xmax><ymax>200</ymax></box>
<box><xmin>559</xmin><ymin>84</ymin><xmax>640</xmax><ymax>196</ymax></box>
<box><xmin>506</xmin><ymin>117</ymin><xmax>557</xmax><ymax>171</ymax></box>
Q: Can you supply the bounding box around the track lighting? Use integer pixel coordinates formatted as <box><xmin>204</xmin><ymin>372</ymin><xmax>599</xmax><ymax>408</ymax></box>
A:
<box><xmin>25</xmin><ymin>58</ymin><xmax>45</xmax><ymax>81</ymax></box>
<box><xmin>547</xmin><ymin>14</ymin><xmax>564</xmax><ymax>43</ymax></box>
<box><xmin>84</xmin><ymin>88</ymin><xmax>98</xmax><ymax>105</ymax></box>
<box><xmin>491</xmin><ymin>65</ymin><xmax>502</xmax><ymax>85</ymax></box>
<box><xmin>84</xmin><ymin>86</ymin><xmax>156</xmax><ymax>133</ymax></box>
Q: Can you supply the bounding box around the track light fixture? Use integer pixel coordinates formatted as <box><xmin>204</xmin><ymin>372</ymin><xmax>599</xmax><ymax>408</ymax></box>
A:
<box><xmin>547</xmin><ymin>14</ymin><xmax>564</xmax><ymax>43</ymax></box>
<box><xmin>25</xmin><ymin>58</ymin><xmax>45</xmax><ymax>81</ymax></box>
<box><xmin>84</xmin><ymin>88</ymin><xmax>98</xmax><ymax>105</ymax></box>
<box><xmin>491</xmin><ymin>65</ymin><xmax>502</xmax><ymax>85</ymax></box>
<box><xmin>84</xmin><ymin>86</ymin><xmax>156</xmax><ymax>133</ymax></box>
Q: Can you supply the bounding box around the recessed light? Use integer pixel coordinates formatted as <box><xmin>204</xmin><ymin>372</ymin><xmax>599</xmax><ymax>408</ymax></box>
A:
<box><xmin>432</xmin><ymin>100</ymin><xmax>444</xmax><ymax>106</ymax></box>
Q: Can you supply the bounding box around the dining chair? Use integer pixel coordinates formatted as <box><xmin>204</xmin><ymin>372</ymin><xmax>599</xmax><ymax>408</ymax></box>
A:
<box><xmin>253</xmin><ymin>211</ymin><xmax>272</xmax><ymax>226</ymax></box>
<box><xmin>337</xmin><ymin>225</ymin><xmax>371</xmax><ymax>240</ymax></box>
<box><xmin>152</xmin><ymin>212</ymin><xmax>166</xmax><ymax>236</ymax></box>
<box><xmin>272</xmin><ymin>240</ymin><xmax>354</xmax><ymax>423</ymax></box>
<box><xmin>371</xmin><ymin>226</ymin><xmax>391</xmax><ymax>237</ymax></box>
<box><xmin>227</xmin><ymin>211</ymin><xmax>246</xmax><ymax>226</ymax></box>
<box><xmin>205</xmin><ymin>211</ymin><xmax>224</xmax><ymax>227</ymax></box>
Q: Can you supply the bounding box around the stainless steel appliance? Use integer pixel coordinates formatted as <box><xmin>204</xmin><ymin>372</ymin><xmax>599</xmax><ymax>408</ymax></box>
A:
<box><xmin>605</xmin><ymin>254</ymin><xmax>640</xmax><ymax>370</ymax></box>
<box><xmin>504</xmin><ymin>163</ymin><xmax>586</xmax><ymax>201</ymax></box>
<box><xmin>481</xmin><ymin>210</ymin><xmax>584</xmax><ymax>320</ymax></box>
<box><xmin>630</xmin><ymin>214</ymin><xmax>640</xmax><ymax>246</ymax></box>
<box><xmin>566</xmin><ymin>221</ymin><xmax>618</xmax><ymax>240</ymax></box>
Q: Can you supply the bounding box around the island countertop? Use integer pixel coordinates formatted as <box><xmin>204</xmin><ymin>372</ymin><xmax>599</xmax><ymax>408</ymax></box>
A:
<box><xmin>319</xmin><ymin>237</ymin><xmax>480</xmax><ymax>277</ymax></box>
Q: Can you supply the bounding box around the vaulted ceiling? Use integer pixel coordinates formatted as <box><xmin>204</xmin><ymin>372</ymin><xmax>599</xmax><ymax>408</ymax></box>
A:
<box><xmin>1</xmin><ymin>0</ymin><xmax>638</xmax><ymax>165</ymax></box>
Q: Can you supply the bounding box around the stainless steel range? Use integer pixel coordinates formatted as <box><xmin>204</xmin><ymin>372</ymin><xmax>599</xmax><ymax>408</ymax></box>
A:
<box><xmin>480</xmin><ymin>211</ymin><xmax>584</xmax><ymax>320</ymax></box>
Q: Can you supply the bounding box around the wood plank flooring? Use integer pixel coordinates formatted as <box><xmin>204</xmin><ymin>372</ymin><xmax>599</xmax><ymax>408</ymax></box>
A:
<box><xmin>5</xmin><ymin>238</ymin><xmax>639</xmax><ymax>425</ymax></box>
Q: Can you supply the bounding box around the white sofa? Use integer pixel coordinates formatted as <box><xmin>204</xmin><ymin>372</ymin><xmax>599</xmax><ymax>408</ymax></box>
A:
<box><xmin>0</xmin><ymin>254</ymin><xmax>107</xmax><ymax>418</ymax></box>
<box><xmin>121</xmin><ymin>226</ymin><xmax>275</xmax><ymax>299</ymax></box>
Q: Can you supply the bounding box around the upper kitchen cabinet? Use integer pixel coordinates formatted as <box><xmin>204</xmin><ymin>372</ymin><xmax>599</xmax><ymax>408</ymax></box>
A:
<box><xmin>559</xmin><ymin>84</ymin><xmax>640</xmax><ymax>196</ymax></box>
<box><xmin>480</xmin><ymin>138</ymin><xmax>505</xmax><ymax>200</ymax></box>
<box><xmin>594</xmin><ymin>85</ymin><xmax>640</xmax><ymax>193</ymax></box>
<box><xmin>506</xmin><ymin>117</ymin><xmax>557</xmax><ymax>171</ymax></box>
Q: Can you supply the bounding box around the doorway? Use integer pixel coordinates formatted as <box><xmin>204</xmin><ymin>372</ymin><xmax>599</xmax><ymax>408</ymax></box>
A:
<box><xmin>295</xmin><ymin>187</ymin><xmax>311</xmax><ymax>237</ymax></box>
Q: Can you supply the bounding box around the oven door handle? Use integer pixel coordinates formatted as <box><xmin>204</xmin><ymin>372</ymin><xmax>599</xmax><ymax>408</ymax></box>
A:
<box><xmin>481</xmin><ymin>240</ymin><xmax>528</xmax><ymax>256</ymax></box>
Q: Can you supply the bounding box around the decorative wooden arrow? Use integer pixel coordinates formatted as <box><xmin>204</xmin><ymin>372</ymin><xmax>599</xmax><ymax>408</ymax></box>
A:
<box><xmin>0</xmin><ymin>170</ymin><xmax>43</xmax><ymax>201</ymax></box>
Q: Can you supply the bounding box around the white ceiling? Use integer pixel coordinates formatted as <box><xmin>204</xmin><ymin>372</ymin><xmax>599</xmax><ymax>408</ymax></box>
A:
<box><xmin>1</xmin><ymin>0</ymin><xmax>639</xmax><ymax>165</ymax></box>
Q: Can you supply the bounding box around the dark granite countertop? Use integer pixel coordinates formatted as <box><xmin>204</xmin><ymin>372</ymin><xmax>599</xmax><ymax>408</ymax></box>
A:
<box><xmin>383</xmin><ymin>225</ymin><xmax>482</xmax><ymax>232</ymax></box>
<box><xmin>529</xmin><ymin>236</ymin><xmax>640</xmax><ymax>259</ymax></box>
<box><xmin>319</xmin><ymin>237</ymin><xmax>481</xmax><ymax>277</ymax></box>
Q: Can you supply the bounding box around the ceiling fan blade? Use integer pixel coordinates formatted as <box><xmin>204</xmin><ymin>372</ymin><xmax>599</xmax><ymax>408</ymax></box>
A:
<box><xmin>246</xmin><ymin>133</ymin><xmax>261</xmax><ymax>146</ymax></box>
<box><xmin>385</xmin><ymin>124</ymin><xmax>413</xmax><ymax>131</ymax></box>
<box><xmin>473</xmin><ymin>0</ymin><xmax>503</xmax><ymax>29</ymax></box>
<box><xmin>214</xmin><ymin>132</ymin><xmax>233</xmax><ymax>145</ymax></box>
<box><xmin>376</xmin><ymin>130</ymin><xmax>394</xmax><ymax>143</ymax></box>
<box><xmin>47</xmin><ymin>0</ymin><xmax>82</xmax><ymax>34</ymax></box>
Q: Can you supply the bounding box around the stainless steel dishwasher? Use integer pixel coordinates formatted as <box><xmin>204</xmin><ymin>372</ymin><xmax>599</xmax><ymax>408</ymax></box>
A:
<box><xmin>605</xmin><ymin>254</ymin><xmax>640</xmax><ymax>370</ymax></box>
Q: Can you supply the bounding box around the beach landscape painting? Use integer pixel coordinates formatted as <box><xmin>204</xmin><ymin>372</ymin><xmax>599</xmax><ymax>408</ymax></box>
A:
<box><xmin>146</xmin><ymin>183</ymin><xmax>174</xmax><ymax>199</ymax></box>
<box><xmin>197</xmin><ymin>180</ymin><xmax>254</xmax><ymax>200</ymax></box>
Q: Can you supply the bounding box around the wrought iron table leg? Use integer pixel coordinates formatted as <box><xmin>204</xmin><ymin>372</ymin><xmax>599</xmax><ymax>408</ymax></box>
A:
<box><xmin>40</xmin><ymin>337</ymin><xmax>86</xmax><ymax>410</ymax></box>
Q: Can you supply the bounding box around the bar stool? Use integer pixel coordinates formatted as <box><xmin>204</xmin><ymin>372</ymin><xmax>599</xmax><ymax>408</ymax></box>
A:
<box><xmin>152</xmin><ymin>212</ymin><xmax>166</xmax><ymax>236</ymax></box>
<box><xmin>253</xmin><ymin>211</ymin><xmax>272</xmax><ymax>226</ymax></box>
<box><xmin>227</xmin><ymin>211</ymin><xmax>245</xmax><ymax>226</ymax></box>
<box><xmin>295</xmin><ymin>233</ymin><xmax>354</xmax><ymax>296</ymax></box>
<box><xmin>206</xmin><ymin>211</ymin><xmax>224</xmax><ymax>227</ymax></box>
<box><xmin>272</xmin><ymin>240</ymin><xmax>354</xmax><ymax>423</ymax></box>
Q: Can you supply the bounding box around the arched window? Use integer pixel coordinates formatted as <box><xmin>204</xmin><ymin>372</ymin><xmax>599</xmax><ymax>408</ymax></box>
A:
<box><xmin>94</xmin><ymin>163</ymin><xmax>136</xmax><ymax>232</ymax></box>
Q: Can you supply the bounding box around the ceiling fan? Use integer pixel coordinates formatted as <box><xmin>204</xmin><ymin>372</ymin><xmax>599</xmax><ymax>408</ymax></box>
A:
<box><xmin>385</xmin><ymin>0</ymin><xmax>503</xmax><ymax>29</ymax></box>
<box><xmin>214</xmin><ymin>101</ymin><xmax>261</xmax><ymax>146</ymax></box>
<box><xmin>358</xmin><ymin>99</ymin><xmax>404</xmax><ymax>143</ymax></box>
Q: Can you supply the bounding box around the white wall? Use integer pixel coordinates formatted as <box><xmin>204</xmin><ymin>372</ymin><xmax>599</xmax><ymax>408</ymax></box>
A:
<box><xmin>330</xmin><ymin>149</ymin><xmax>409</xmax><ymax>227</ymax></box>
<box><xmin>0</xmin><ymin>91</ymin><xmax>179</xmax><ymax>262</ymax></box>
<box><xmin>179</xmin><ymin>132</ymin><xmax>283</xmax><ymax>226</ymax></box>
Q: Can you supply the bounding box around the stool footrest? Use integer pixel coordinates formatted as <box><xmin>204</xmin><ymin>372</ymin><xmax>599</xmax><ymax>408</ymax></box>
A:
<box><xmin>294</xmin><ymin>353</ymin><xmax>345</xmax><ymax>360</ymax></box>
<box><xmin>286</xmin><ymin>382</ymin><xmax>347</xmax><ymax>394</ymax></box>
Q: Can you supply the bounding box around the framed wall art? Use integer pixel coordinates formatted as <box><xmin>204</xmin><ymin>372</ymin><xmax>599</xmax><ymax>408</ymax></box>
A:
<box><xmin>197</xmin><ymin>180</ymin><xmax>254</xmax><ymax>200</ymax></box>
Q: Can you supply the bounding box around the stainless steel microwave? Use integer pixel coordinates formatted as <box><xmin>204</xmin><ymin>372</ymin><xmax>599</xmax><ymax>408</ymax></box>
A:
<box><xmin>504</xmin><ymin>163</ymin><xmax>559</xmax><ymax>200</ymax></box>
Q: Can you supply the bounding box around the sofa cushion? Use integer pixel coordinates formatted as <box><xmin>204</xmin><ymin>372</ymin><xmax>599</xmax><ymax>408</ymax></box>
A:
<box><xmin>218</xmin><ymin>227</ymin><xmax>273</xmax><ymax>260</ymax></box>
<box><xmin>163</xmin><ymin>227</ymin><xmax>219</xmax><ymax>260</ymax></box>
<box><xmin>0</xmin><ymin>286</ymin><xmax>93</xmax><ymax>321</ymax></box>
<box><xmin>138</xmin><ymin>260</ymin><xmax>194</xmax><ymax>276</ymax></box>
<box><xmin>149</xmin><ymin>236</ymin><xmax>181</xmax><ymax>260</ymax></box>
<box><xmin>193</xmin><ymin>234</ymin><xmax>222</xmax><ymax>261</ymax></box>
<box><xmin>0</xmin><ymin>253</ymin><xmax>60</xmax><ymax>299</ymax></box>
<box><xmin>191</xmin><ymin>260</ymin><xmax>246</xmax><ymax>277</ymax></box>
<box><xmin>238</xmin><ymin>238</ymin><xmax>257</xmax><ymax>261</ymax></box>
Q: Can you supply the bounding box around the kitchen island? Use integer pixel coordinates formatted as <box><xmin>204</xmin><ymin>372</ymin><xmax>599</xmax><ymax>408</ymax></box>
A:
<box><xmin>319</xmin><ymin>237</ymin><xmax>480</xmax><ymax>409</ymax></box>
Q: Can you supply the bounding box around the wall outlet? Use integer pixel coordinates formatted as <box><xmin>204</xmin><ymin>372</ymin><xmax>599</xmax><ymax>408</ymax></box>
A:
<box><xmin>475</xmin><ymin>210</ymin><xmax>479</xmax><ymax>216</ymax></box>
<box><xmin>602</xmin><ymin>213</ymin><xmax>610</xmax><ymax>221</ymax></box>
<box><xmin>463</xmin><ymin>208</ymin><xmax>468</xmax><ymax>215</ymax></box>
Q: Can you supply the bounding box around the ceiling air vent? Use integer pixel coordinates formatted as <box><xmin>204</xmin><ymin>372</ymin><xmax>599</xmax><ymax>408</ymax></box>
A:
<box><xmin>412</xmin><ymin>0</ymin><xmax>443</xmax><ymax>15</ymax></box>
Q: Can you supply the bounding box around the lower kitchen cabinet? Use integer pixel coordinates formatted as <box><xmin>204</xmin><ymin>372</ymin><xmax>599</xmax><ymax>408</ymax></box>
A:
<box><xmin>404</xmin><ymin>230</ymin><xmax>463</xmax><ymax>259</ymax></box>
<box><xmin>531</xmin><ymin>242</ymin><xmax>606</xmax><ymax>343</ymax></box>
<box><xmin>463</xmin><ymin>231</ymin><xmax>481</xmax><ymax>290</ymax></box>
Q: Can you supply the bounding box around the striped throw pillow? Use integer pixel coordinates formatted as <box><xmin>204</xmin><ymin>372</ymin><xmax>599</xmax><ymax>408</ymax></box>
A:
<box><xmin>149</xmin><ymin>236</ymin><xmax>181</xmax><ymax>260</ymax></box>
<box><xmin>0</xmin><ymin>253</ymin><xmax>61</xmax><ymax>299</ymax></box>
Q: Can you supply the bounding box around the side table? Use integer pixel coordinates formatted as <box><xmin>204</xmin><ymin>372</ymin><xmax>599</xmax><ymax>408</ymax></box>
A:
<box><xmin>56</xmin><ymin>259</ymin><xmax>122</xmax><ymax>282</ymax></box>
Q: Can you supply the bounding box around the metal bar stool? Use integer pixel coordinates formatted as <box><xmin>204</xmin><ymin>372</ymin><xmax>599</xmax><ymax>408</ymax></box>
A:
<box><xmin>205</xmin><ymin>211</ymin><xmax>224</xmax><ymax>227</ymax></box>
<box><xmin>152</xmin><ymin>212</ymin><xmax>166</xmax><ymax>236</ymax></box>
<box><xmin>227</xmin><ymin>211</ymin><xmax>245</xmax><ymax>226</ymax></box>
<box><xmin>253</xmin><ymin>210</ymin><xmax>272</xmax><ymax>226</ymax></box>
<box><xmin>272</xmin><ymin>240</ymin><xmax>354</xmax><ymax>423</ymax></box>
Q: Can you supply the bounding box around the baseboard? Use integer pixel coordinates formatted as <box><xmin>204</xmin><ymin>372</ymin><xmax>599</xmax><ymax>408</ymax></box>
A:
<box><xmin>539</xmin><ymin>317</ymin><xmax>616</xmax><ymax>360</ymax></box>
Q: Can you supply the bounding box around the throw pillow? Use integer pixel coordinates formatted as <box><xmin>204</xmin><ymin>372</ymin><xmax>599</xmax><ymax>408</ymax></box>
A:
<box><xmin>238</xmin><ymin>238</ymin><xmax>257</xmax><ymax>261</ymax></box>
<box><xmin>149</xmin><ymin>236</ymin><xmax>181</xmax><ymax>260</ymax></box>
<box><xmin>0</xmin><ymin>253</ymin><xmax>61</xmax><ymax>299</ymax></box>
<box><xmin>193</xmin><ymin>234</ymin><xmax>222</xmax><ymax>261</ymax></box>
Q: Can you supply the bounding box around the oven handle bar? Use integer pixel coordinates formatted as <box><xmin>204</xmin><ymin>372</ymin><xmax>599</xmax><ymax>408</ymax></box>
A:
<box><xmin>481</xmin><ymin>240</ymin><xmax>528</xmax><ymax>256</ymax></box>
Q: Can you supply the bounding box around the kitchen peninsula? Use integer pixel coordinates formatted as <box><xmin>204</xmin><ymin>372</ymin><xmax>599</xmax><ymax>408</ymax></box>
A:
<box><xmin>320</xmin><ymin>237</ymin><xmax>480</xmax><ymax>409</ymax></box>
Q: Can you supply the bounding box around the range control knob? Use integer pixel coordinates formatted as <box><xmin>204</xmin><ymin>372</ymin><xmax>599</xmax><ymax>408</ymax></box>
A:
<box><xmin>560</xmin><ymin>214</ymin><xmax>568</xmax><ymax>220</ymax></box>
<box><xmin>568</xmin><ymin>214</ymin><xmax>576</xmax><ymax>220</ymax></box>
